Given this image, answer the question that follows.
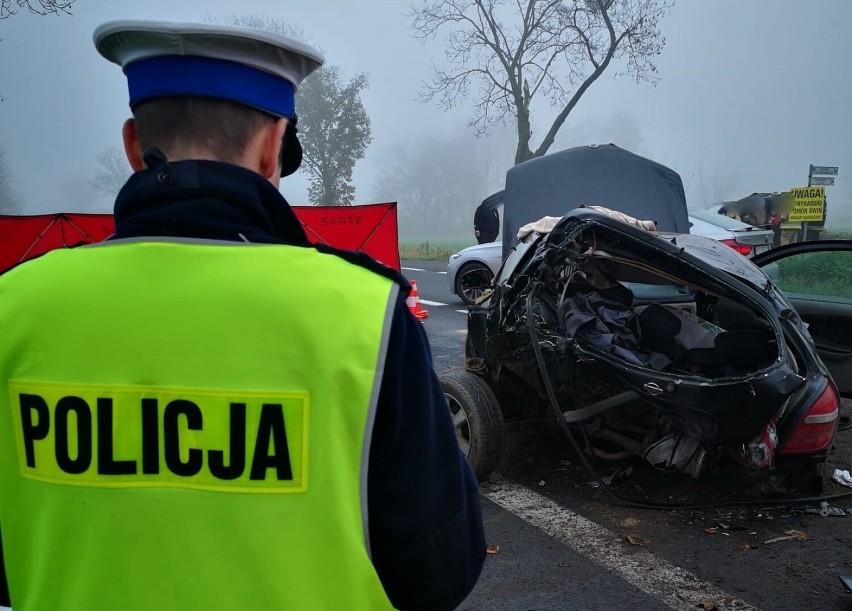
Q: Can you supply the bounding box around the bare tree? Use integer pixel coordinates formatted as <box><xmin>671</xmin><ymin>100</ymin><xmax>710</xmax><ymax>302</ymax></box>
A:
<box><xmin>1</xmin><ymin>0</ymin><xmax>76</xmax><ymax>101</ymax></box>
<box><xmin>0</xmin><ymin>0</ymin><xmax>74</xmax><ymax>19</ymax></box>
<box><xmin>90</xmin><ymin>147</ymin><xmax>131</xmax><ymax>201</ymax></box>
<box><xmin>211</xmin><ymin>14</ymin><xmax>372</xmax><ymax>205</ymax></box>
<box><xmin>411</xmin><ymin>0</ymin><xmax>672</xmax><ymax>165</ymax></box>
<box><xmin>210</xmin><ymin>12</ymin><xmax>307</xmax><ymax>41</ymax></box>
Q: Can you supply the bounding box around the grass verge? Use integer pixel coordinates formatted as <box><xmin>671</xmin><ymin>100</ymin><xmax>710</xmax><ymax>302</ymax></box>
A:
<box><xmin>399</xmin><ymin>238</ymin><xmax>475</xmax><ymax>261</ymax></box>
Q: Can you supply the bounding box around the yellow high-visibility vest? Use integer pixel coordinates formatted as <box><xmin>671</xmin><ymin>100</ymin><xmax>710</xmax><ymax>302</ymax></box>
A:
<box><xmin>0</xmin><ymin>239</ymin><xmax>397</xmax><ymax>610</ymax></box>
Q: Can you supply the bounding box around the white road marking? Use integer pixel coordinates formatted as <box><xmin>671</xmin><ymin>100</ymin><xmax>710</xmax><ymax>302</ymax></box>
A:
<box><xmin>485</xmin><ymin>475</ymin><xmax>757</xmax><ymax>611</ymax></box>
<box><xmin>402</xmin><ymin>267</ymin><xmax>447</xmax><ymax>274</ymax></box>
<box><xmin>419</xmin><ymin>299</ymin><xmax>447</xmax><ymax>306</ymax></box>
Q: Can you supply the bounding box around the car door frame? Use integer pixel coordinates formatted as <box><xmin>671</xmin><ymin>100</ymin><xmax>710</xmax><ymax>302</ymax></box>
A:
<box><xmin>752</xmin><ymin>239</ymin><xmax>852</xmax><ymax>398</ymax></box>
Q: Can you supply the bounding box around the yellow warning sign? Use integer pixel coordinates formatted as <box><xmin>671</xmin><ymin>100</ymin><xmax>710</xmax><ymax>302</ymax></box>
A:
<box><xmin>788</xmin><ymin>186</ymin><xmax>825</xmax><ymax>222</ymax></box>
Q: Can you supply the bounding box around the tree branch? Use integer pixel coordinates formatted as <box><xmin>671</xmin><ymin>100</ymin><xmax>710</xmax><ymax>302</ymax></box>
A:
<box><xmin>535</xmin><ymin>0</ymin><xmax>632</xmax><ymax>156</ymax></box>
<box><xmin>411</xmin><ymin>0</ymin><xmax>671</xmax><ymax>162</ymax></box>
<box><xmin>1</xmin><ymin>0</ymin><xmax>75</xmax><ymax>19</ymax></box>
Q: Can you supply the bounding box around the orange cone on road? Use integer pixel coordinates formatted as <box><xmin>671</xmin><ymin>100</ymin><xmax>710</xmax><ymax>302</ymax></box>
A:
<box><xmin>407</xmin><ymin>279</ymin><xmax>429</xmax><ymax>321</ymax></box>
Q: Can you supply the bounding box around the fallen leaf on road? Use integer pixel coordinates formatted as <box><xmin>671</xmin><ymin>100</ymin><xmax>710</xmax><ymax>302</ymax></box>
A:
<box><xmin>486</xmin><ymin>545</ymin><xmax>500</xmax><ymax>554</ymax></box>
<box><xmin>739</xmin><ymin>543</ymin><xmax>752</xmax><ymax>552</ymax></box>
<box><xmin>696</xmin><ymin>600</ymin><xmax>718</xmax><ymax>610</ymax></box>
<box><xmin>783</xmin><ymin>529</ymin><xmax>807</xmax><ymax>541</ymax></box>
<box><xmin>624</xmin><ymin>535</ymin><xmax>649</xmax><ymax>546</ymax></box>
<box><xmin>703</xmin><ymin>528</ymin><xmax>717</xmax><ymax>535</ymax></box>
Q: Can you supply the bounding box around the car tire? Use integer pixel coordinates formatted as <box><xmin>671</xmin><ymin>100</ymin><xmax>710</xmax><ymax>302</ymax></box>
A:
<box><xmin>454</xmin><ymin>261</ymin><xmax>493</xmax><ymax>307</ymax></box>
<box><xmin>440</xmin><ymin>369</ymin><xmax>505</xmax><ymax>479</ymax></box>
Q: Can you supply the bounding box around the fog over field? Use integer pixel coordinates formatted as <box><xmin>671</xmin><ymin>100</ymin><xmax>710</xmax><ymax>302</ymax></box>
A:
<box><xmin>1</xmin><ymin>0</ymin><xmax>849</xmax><ymax>238</ymax></box>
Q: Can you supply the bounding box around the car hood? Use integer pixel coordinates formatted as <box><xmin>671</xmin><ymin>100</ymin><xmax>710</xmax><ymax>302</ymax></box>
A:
<box><xmin>451</xmin><ymin>241</ymin><xmax>502</xmax><ymax>260</ymax></box>
<box><xmin>502</xmin><ymin>144</ymin><xmax>690</xmax><ymax>258</ymax></box>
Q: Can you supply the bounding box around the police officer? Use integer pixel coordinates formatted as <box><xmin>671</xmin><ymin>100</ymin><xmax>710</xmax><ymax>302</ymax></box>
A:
<box><xmin>0</xmin><ymin>21</ymin><xmax>485</xmax><ymax>610</ymax></box>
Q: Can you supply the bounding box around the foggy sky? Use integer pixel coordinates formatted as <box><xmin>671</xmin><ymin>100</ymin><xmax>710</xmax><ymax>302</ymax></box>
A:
<box><xmin>1</xmin><ymin>0</ymin><xmax>850</xmax><ymax>230</ymax></box>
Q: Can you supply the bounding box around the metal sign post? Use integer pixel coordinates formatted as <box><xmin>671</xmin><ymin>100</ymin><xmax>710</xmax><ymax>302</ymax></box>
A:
<box><xmin>803</xmin><ymin>165</ymin><xmax>838</xmax><ymax>241</ymax></box>
<box><xmin>810</xmin><ymin>165</ymin><xmax>838</xmax><ymax>176</ymax></box>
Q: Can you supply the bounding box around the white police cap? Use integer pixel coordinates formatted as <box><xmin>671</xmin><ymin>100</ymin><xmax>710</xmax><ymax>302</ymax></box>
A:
<box><xmin>94</xmin><ymin>20</ymin><xmax>324</xmax><ymax>118</ymax></box>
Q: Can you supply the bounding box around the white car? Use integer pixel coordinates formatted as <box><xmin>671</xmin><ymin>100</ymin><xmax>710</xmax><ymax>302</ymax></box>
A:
<box><xmin>687</xmin><ymin>209</ymin><xmax>774</xmax><ymax>258</ymax></box>
<box><xmin>448</xmin><ymin>211</ymin><xmax>774</xmax><ymax>306</ymax></box>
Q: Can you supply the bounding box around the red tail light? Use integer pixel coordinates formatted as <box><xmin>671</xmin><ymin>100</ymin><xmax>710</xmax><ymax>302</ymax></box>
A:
<box><xmin>720</xmin><ymin>239</ymin><xmax>753</xmax><ymax>256</ymax></box>
<box><xmin>780</xmin><ymin>383</ymin><xmax>839</xmax><ymax>454</ymax></box>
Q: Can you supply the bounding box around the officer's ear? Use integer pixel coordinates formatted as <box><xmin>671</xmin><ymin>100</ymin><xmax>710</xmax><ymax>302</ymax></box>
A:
<box><xmin>258</xmin><ymin>117</ymin><xmax>288</xmax><ymax>182</ymax></box>
<box><xmin>122</xmin><ymin>119</ymin><xmax>145</xmax><ymax>171</ymax></box>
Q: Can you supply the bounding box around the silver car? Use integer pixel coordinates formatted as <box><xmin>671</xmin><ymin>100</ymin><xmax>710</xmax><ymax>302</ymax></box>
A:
<box><xmin>447</xmin><ymin>241</ymin><xmax>503</xmax><ymax>306</ymax></box>
<box><xmin>687</xmin><ymin>209</ymin><xmax>774</xmax><ymax>258</ymax></box>
<box><xmin>448</xmin><ymin>211</ymin><xmax>774</xmax><ymax>306</ymax></box>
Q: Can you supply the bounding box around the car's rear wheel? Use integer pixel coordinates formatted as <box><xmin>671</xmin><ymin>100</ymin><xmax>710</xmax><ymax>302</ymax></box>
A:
<box><xmin>440</xmin><ymin>369</ymin><xmax>505</xmax><ymax>479</ymax></box>
<box><xmin>454</xmin><ymin>262</ymin><xmax>493</xmax><ymax>306</ymax></box>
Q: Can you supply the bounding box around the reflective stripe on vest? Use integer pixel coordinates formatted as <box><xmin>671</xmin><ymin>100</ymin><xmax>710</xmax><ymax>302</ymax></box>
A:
<box><xmin>0</xmin><ymin>240</ymin><xmax>397</xmax><ymax>610</ymax></box>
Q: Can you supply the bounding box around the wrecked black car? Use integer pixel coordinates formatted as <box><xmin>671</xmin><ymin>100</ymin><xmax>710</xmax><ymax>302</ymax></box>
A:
<box><xmin>442</xmin><ymin>145</ymin><xmax>848</xmax><ymax>496</ymax></box>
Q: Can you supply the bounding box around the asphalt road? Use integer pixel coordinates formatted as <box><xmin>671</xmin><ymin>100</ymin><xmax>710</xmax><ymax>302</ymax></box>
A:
<box><xmin>401</xmin><ymin>260</ymin><xmax>852</xmax><ymax>611</ymax></box>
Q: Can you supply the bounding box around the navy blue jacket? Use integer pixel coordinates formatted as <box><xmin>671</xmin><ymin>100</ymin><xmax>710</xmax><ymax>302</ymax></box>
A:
<box><xmin>0</xmin><ymin>159</ymin><xmax>485</xmax><ymax>611</ymax></box>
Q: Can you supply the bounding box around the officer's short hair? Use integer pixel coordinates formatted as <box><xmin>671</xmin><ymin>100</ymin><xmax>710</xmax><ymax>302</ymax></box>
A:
<box><xmin>133</xmin><ymin>96</ymin><xmax>277</xmax><ymax>164</ymax></box>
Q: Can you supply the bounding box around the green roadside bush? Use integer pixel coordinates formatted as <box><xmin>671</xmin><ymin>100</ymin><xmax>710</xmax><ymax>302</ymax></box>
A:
<box><xmin>775</xmin><ymin>251</ymin><xmax>852</xmax><ymax>298</ymax></box>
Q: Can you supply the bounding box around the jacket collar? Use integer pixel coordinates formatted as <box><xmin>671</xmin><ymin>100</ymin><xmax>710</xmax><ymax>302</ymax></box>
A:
<box><xmin>112</xmin><ymin>159</ymin><xmax>310</xmax><ymax>246</ymax></box>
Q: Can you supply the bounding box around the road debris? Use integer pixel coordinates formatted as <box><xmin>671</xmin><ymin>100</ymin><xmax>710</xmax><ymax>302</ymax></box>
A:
<box><xmin>623</xmin><ymin>534</ymin><xmax>649</xmax><ymax>546</ymax></box>
<box><xmin>602</xmin><ymin>465</ymin><xmax>633</xmax><ymax>485</ymax></box>
<box><xmin>764</xmin><ymin>529</ymin><xmax>807</xmax><ymax>545</ymax></box>
<box><xmin>805</xmin><ymin>501</ymin><xmax>847</xmax><ymax>517</ymax></box>
<box><xmin>833</xmin><ymin>469</ymin><xmax>852</xmax><ymax>488</ymax></box>
<box><xmin>486</xmin><ymin>544</ymin><xmax>500</xmax><ymax>555</ymax></box>
<box><xmin>696</xmin><ymin>601</ymin><xmax>718</xmax><ymax>610</ymax></box>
